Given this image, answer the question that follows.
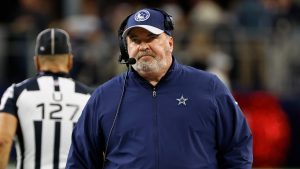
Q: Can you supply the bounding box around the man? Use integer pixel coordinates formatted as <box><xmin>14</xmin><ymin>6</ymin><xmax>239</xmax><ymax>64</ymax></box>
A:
<box><xmin>0</xmin><ymin>28</ymin><xmax>92</xmax><ymax>169</ymax></box>
<box><xmin>66</xmin><ymin>8</ymin><xmax>253</xmax><ymax>169</ymax></box>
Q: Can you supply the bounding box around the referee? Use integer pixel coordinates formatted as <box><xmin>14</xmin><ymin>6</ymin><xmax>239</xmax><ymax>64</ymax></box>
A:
<box><xmin>0</xmin><ymin>28</ymin><xmax>92</xmax><ymax>169</ymax></box>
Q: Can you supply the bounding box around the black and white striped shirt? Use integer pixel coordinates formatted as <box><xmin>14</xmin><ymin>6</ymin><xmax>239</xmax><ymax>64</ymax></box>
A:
<box><xmin>0</xmin><ymin>71</ymin><xmax>92</xmax><ymax>169</ymax></box>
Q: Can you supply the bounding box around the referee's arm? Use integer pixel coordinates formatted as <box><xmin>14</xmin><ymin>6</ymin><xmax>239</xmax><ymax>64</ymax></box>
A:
<box><xmin>0</xmin><ymin>113</ymin><xmax>17</xmax><ymax>169</ymax></box>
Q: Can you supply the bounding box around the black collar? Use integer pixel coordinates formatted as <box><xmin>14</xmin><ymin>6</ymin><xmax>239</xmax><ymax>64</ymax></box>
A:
<box><xmin>37</xmin><ymin>71</ymin><xmax>70</xmax><ymax>78</ymax></box>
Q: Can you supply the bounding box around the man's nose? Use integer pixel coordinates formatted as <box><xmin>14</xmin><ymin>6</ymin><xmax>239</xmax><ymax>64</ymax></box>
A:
<box><xmin>138</xmin><ymin>41</ymin><xmax>150</xmax><ymax>51</ymax></box>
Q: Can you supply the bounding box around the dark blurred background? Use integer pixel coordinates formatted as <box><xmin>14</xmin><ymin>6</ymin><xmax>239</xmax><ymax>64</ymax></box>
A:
<box><xmin>1</xmin><ymin>0</ymin><xmax>300</xmax><ymax>168</ymax></box>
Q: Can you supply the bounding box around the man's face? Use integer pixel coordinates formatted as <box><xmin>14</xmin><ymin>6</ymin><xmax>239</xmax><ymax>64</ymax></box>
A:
<box><xmin>126</xmin><ymin>27</ymin><xmax>173</xmax><ymax>75</ymax></box>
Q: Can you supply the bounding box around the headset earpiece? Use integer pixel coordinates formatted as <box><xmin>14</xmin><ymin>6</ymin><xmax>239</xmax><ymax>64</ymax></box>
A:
<box><xmin>155</xmin><ymin>8</ymin><xmax>174</xmax><ymax>31</ymax></box>
<box><xmin>118</xmin><ymin>15</ymin><xmax>132</xmax><ymax>63</ymax></box>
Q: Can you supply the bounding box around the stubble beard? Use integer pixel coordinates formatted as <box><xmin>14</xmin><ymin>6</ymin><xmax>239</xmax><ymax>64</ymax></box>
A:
<box><xmin>133</xmin><ymin>59</ymin><xmax>159</xmax><ymax>73</ymax></box>
<box><xmin>133</xmin><ymin>57</ymin><xmax>168</xmax><ymax>74</ymax></box>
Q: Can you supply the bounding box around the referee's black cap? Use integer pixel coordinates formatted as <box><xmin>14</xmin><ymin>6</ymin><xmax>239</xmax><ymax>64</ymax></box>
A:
<box><xmin>35</xmin><ymin>28</ymin><xmax>72</xmax><ymax>55</ymax></box>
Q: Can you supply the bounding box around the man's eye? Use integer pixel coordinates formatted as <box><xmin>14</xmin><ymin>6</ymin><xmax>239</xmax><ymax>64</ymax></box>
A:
<box><xmin>131</xmin><ymin>39</ymin><xmax>140</xmax><ymax>44</ymax></box>
<box><xmin>148</xmin><ymin>35</ymin><xmax>158</xmax><ymax>41</ymax></box>
<box><xmin>150</xmin><ymin>35</ymin><xmax>157</xmax><ymax>39</ymax></box>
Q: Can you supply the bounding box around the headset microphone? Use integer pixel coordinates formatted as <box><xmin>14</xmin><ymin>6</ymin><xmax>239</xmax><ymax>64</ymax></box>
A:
<box><xmin>119</xmin><ymin>57</ymin><xmax>136</xmax><ymax>65</ymax></box>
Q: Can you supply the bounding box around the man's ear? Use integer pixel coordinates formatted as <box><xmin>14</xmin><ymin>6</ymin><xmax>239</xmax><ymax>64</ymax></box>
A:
<box><xmin>33</xmin><ymin>56</ymin><xmax>40</xmax><ymax>71</ymax></box>
<box><xmin>168</xmin><ymin>36</ymin><xmax>174</xmax><ymax>53</ymax></box>
<box><xmin>67</xmin><ymin>54</ymin><xmax>73</xmax><ymax>71</ymax></box>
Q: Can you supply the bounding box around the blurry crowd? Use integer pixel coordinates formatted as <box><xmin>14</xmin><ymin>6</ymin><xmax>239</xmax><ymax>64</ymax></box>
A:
<box><xmin>1</xmin><ymin>0</ymin><xmax>300</xmax><ymax>167</ymax></box>
<box><xmin>0</xmin><ymin>0</ymin><xmax>300</xmax><ymax>97</ymax></box>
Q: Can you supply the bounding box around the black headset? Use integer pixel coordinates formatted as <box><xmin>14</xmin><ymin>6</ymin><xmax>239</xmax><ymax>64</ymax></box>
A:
<box><xmin>117</xmin><ymin>8</ymin><xmax>174</xmax><ymax>64</ymax></box>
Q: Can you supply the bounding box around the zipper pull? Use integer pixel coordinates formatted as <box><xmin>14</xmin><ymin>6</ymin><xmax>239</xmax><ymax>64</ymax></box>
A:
<box><xmin>153</xmin><ymin>88</ymin><xmax>156</xmax><ymax>97</ymax></box>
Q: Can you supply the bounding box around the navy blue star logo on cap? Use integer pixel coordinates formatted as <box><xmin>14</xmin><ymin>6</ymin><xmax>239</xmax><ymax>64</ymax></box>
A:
<box><xmin>135</xmin><ymin>9</ymin><xmax>150</xmax><ymax>21</ymax></box>
<box><xmin>176</xmin><ymin>95</ymin><xmax>188</xmax><ymax>106</ymax></box>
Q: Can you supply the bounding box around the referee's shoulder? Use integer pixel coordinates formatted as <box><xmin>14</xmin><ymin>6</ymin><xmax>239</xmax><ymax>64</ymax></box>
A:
<box><xmin>73</xmin><ymin>80</ymin><xmax>94</xmax><ymax>95</ymax></box>
<box><xmin>13</xmin><ymin>77</ymin><xmax>38</xmax><ymax>90</ymax></box>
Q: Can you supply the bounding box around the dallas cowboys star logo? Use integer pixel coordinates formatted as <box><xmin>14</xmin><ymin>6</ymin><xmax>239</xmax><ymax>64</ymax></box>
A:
<box><xmin>135</xmin><ymin>10</ymin><xmax>150</xmax><ymax>21</ymax></box>
<box><xmin>176</xmin><ymin>95</ymin><xmax>188</xmax><ymax>106</ymax></box>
